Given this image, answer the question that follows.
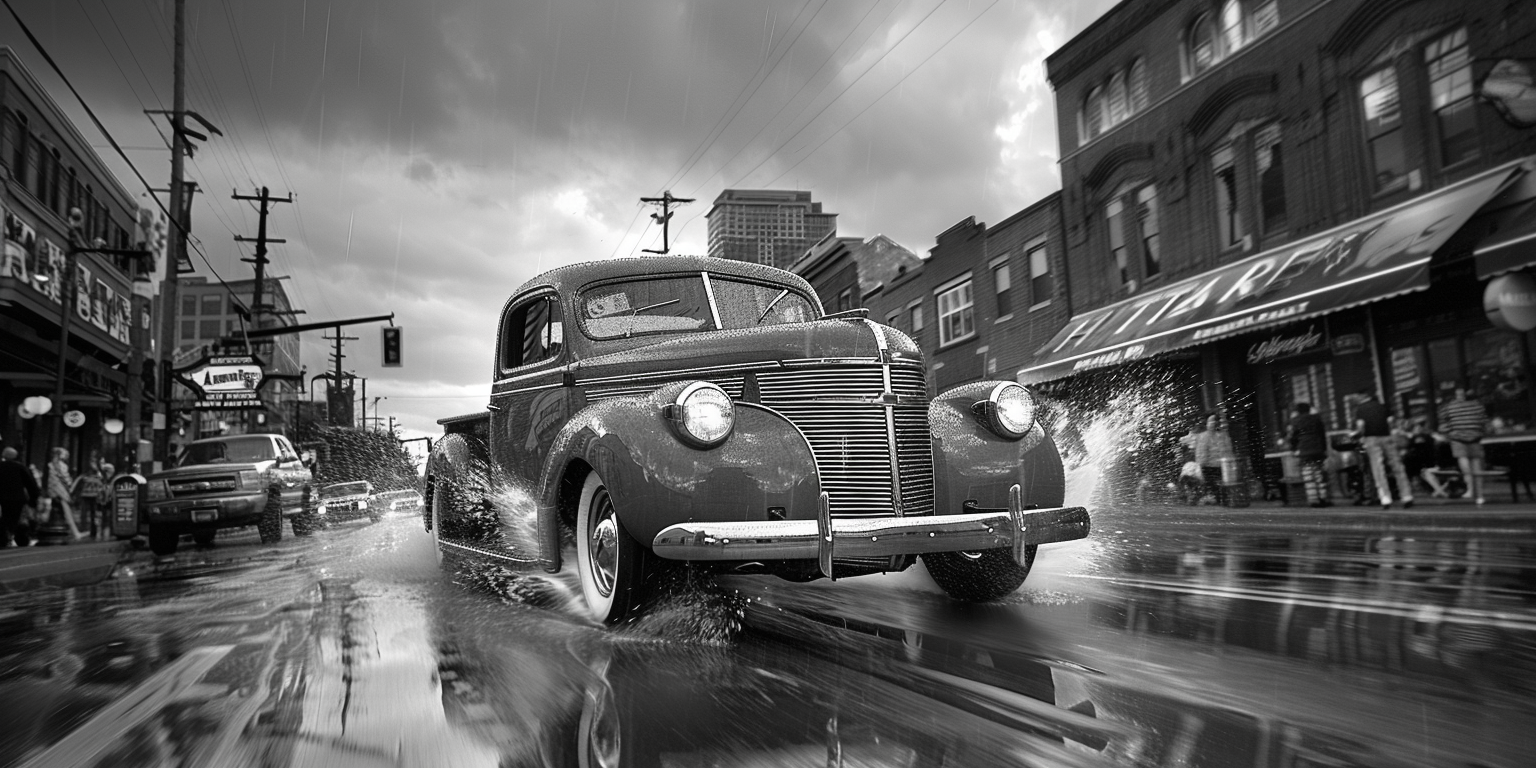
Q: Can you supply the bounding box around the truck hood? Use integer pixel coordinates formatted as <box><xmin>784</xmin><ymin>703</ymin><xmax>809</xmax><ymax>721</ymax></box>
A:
<box><xmin>576</xmin><ymin>318</ymin><xmax>920</xmax><ymax>378</ymax></box>
<box><xmin>148</xmin><ymin>460</ymin><xmax>275</xmax><ymax>481</ymax></box>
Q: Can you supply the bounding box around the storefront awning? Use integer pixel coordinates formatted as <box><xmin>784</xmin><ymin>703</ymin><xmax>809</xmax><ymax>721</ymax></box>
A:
<box><xmin>1020</xmin><ymin>163</ymin><xmax>1525</xmax><ymax>385</ymax></box>
<box><xmin>1474</xmin><ymin>196</ymin><xmax>1536</xmax><ymax>279</ymax></box>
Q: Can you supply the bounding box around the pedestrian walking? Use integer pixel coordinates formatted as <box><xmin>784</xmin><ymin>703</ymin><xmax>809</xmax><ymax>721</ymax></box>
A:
<box><xmin>1288</xmin><ymin>402</ymin><xmax>1330</xmax><ymax>507</ymax></box>
<box><xmin>1193</xmin><ymin>413</ymin><xmax>1236</xmax><ymax>505</ymax></box>
<box><xmin>1</xmin><ymin>446</ymin><xmax>40</xmax><ymax>547</ymax></box>
<box><xmin>45</xmin><ymin>447</ymin><xmax>87</xmax><ymax>541</ymax></box>
<box><xmin>1354</xmin><ymin>390</ymin><xmax>1415</xmax><ymax>509</ymax></box>
<box><xmin>1438</xmin><ymin>386</ymin><xmax>1491</xmax><ymax>505</ymax></box>
<box><xmin>73</xmin><ymin>462</ymin><xmax>110</xmax><ymax>540</ymax></box>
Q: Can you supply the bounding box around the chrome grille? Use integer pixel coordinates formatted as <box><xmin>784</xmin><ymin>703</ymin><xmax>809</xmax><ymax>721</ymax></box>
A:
<box><xmin>759</xmin><ymin>364</ymin><xmax>933</xmax><ymax>519</ymax></box>
<box><xmin>168</xmin><ymin>476</ymin><xmax>238</xmax><ymax>497</ymax></box>
<box><xmin>586</xmin><ymin>376</ymin><xmax>744</xmax><ymax>403</ymax></box>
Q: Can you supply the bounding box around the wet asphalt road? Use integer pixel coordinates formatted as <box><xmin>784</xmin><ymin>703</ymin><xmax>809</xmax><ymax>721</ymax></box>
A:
<box><xmin>0</xmin><ymin>503</ymin><xmax>1533</xmax><ymax>768</ymax></box>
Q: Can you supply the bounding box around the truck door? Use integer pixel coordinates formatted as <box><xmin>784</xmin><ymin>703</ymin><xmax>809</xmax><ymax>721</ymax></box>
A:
<box><xmin>492</xmin><ymin>293</ymin><xmax>569</xmax><ymax>489</ymax></box>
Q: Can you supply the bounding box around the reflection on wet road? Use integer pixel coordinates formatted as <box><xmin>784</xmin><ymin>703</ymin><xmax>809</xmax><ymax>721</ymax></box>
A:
<box><xmin>0</xmin><ymin>504</ymin><xmax>1532</xmax><ymax>767</ymax></box>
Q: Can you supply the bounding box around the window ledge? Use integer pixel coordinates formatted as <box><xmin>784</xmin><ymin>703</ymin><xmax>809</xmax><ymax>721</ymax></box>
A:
<box><xmin>994</xmin><ymin>314</ymin><xmax>1014</xmax><ymax>324</ymax></box>
<box><xmin>937</xmin><ymin>333</ymin><xmax>979</xmax><ymax>351</ymax></box>
<box><xmin>1028</xmin><ymin>300</ymin><xmax>1053</xmax><ymax>312</ymax></box>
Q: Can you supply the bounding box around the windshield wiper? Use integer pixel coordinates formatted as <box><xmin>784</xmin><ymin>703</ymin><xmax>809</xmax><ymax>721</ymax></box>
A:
<box><xmin>755</xmin><ymin>289</ymin><xmax>790</xmax><ymax>325</ymax></box>
<box><xmin>629</xmin><ymin>298</ymin><xmax>680</xmax><ymax>315</ymax></box>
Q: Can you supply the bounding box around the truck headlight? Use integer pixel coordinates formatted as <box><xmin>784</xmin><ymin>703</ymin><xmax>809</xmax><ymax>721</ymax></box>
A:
<box><xmin>145</xmin><ymin>479</ymin><xmax>169</xmax><ymax>500</ymax></box>
<box><xmin>316</xmin><ymin>503</ymin><xmax>328</xmax><ymax>516</ymax></box>
<box><xmin>358</xmin><ymin>499</ymin><xmax>369</xmax><ymax>509</ymax></box>
<box><xmin>238</xmin><ymin>470</ymin><xmax>264</xmax><ymax>489</ymax></box>
<box><xmin>973</xmin><ymin>382</ymin><xmax>1037</xmax><ymax>440</ymax></box>
<box><xmin>664</xmin><ymin>381</ymin><xmax>734</xmax><ymax>448</ymax></box>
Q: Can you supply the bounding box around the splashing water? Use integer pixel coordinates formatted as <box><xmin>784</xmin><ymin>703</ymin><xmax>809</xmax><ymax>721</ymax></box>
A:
<box><xmin>1038</xmin><ymin>365</ymin><xmax>1200</xmax><ymax>509</ymax></box>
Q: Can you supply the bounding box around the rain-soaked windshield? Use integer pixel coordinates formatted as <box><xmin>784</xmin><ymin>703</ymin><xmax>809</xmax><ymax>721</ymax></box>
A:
<box><xmin>323</xmin><ymin>481</ymin><xmax>372</xmax><ymax>498</ymax></box>
<box><xmin>579</xmin><ymin>274</ymin><xmax>815</xmax><ymax>340</ymax></box>
<box><xmin>177</xmin><ymin>436</ymin><xmax>277</xmax><ymax>466</ymax></box>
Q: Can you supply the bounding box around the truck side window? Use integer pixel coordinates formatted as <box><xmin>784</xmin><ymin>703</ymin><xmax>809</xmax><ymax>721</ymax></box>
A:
<box><xmin>501</xmin><ymin>296</ymin><xmax>563</xmax><ymax>370</ymax></box>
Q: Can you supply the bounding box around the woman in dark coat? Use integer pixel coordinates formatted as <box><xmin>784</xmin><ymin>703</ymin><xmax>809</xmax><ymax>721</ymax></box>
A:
<box><xmin>1288</xmin><ymin>402</ymin><xmax>1330</xmax><ymax>507</ymax></box>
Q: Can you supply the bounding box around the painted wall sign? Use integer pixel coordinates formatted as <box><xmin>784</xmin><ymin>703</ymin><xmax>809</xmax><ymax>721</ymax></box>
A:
<box><xmin>1330</xmin><ymin>333</ymin><xmax>1366</xmax><ymax>356</ymax></box>
<box><xmin>1247</xmin><ymin>324</ymin><xmax>1325</xmax><ymax>364</ymax></box>
<box><xmin>175</xmin><ymin>354</ymin><xmax>267</xmax><ymax>409</ymax></box>
<box><xmin>1484</xmin><ymin>271</ymin><xmax>1536</xmax><ymax>332</ymax></box>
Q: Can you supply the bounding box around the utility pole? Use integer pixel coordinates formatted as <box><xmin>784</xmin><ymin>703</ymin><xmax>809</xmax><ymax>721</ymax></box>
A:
<box><xmin>640</xmin><ymin>190</ymin><xmax>694</xmax><ymax>255</ymax></box>
<box><xmin>323</xmin><ymin>328</ymin><xmax>359</xmax><ymax>427</ymax></box>
<box><xmin>232</xmin><ymin>186</ymin><xmax>293</xmax><ymax>331</ymax></box>
<box><xmin>151</xmin><ymin>0</ymin><xmax>188</xmax><ymax>470</ymax></box>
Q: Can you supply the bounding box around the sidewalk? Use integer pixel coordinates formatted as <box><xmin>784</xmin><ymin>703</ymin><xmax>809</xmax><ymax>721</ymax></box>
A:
<box><xmin>0</xmin><ymin>539</ymin><xmax>134</xmax><ymax>591</ymax></box>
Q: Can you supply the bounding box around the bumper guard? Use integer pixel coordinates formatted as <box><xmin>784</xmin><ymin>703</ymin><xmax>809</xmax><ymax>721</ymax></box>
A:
<box><xmin>652</xmin><ymin>484</ymin><xmax>1089</xmax><ymax>579</ymax></box>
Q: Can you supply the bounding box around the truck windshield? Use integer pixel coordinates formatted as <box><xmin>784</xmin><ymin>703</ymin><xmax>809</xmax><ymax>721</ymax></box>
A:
<box><xmin>579</xmin><ymin>275</ymin><xmax>815</xmax><ymax>340</ymax></box>
<box><xmin>323</xmin><ymin>482</ymin><xmax>371</xmax><ymax>498</ymax></box>
<box><xmin>178</xmin><ymin>436</ymin><xmax>277</xmax><ymax>466</ymax></box>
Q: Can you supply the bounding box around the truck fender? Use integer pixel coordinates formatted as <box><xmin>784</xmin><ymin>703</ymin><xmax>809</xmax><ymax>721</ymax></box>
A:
<box><xmin>929</xmin><ymin>381</ymin><xmax>1066</xmax><ymax>513</ymax></box>
<box><xmin>425</xmin><ymin>433</ymin><xmax>495</xmax><ymax>539</ymax></box>
<box><xmin>535</xmin><ymin>387</ymin><xmax>821</xmax><ymax>573</ymax></box>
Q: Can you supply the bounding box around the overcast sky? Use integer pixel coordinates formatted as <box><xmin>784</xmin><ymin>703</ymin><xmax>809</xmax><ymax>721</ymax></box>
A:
<box><xmin>2</xmin><ymin>0</ymin><xmax>1116</xmax><ymax>449</ymax></box>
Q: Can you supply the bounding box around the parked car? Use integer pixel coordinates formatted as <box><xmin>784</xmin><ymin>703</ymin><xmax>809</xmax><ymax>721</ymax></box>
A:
<box><xmin>315</xmin><ymin>481</ymin><xmax>378</xmax><ymax>526</ymax></box>
<box><xmin>427</xmin><ymin>256</ymin><xmax>1090</xmax><ymax>624</ymax></box>
<box><xmin>372</xmin><ymin>488</ymin><xmax>425</xmax><ymax>515</ymax></box>
<box><xmin>142</xmin><ymin>433</ymin><xmax>315</xmax><ymax>555</ymax></box>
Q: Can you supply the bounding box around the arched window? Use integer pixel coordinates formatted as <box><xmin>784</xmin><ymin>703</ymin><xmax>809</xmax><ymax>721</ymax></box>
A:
<box><xmin>1084</xmin><ymin>85</ymin><xmax>1106</xmax><ymax>141</ymax></box>
<box><xmin>1128</xmin><ymin>59</ymin><xmax>1149</xmax><ymax>114</ymax></box>
<box><xmin>1107</xmin><ymin>72</ymin><xmax>1129</xmax><ymax>126</ymax></box>
<box><xmin>1187</xmin><ymin>14</ymin><xmax>1217</xmax><ymax>78</ymax></box>
<box><xmin>1220</xmin><ymin>0</ymin><xmax>1246</xmax><ymax>54</ymax></box>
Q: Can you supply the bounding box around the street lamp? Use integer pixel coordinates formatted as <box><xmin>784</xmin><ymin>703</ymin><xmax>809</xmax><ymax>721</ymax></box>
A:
<box><xmin>372</xmin><ymin>396</ymin><xmax>384</xmax><ymax>431</ymax></box>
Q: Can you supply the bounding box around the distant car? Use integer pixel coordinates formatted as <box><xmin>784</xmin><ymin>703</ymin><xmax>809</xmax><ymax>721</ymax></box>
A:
<box><xmin>316</xmin><ymin>481</ymin><xmax>379</xmax><ymax>526</ymax></box>
<box><xmin>142</xmin><ymin>433</ymin><xmax>316</xmax><ymax>555</ymax></box>
<box><xmin>373</xmin><ymin>488</ymin><xmax>425</xmax><ymax>515</ymax></box>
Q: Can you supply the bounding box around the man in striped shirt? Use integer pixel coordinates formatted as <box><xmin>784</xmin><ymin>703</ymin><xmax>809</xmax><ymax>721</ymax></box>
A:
<box><xmin>1437</xmin><ymin>387</ymin><xmax>1490</xmax><ymax>505</ymax></box>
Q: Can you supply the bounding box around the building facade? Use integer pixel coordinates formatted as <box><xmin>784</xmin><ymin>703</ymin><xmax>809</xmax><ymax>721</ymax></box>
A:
<box><xmin>0</xmin><ymin>48</ymin><xmax>150</xmax><ymax>472</ymax></box>
<box><xmin>1031</xmin><ymin>0</ymin><xmax>1536</xmax><ymax>493</ymax></box>
<box><xmin>171</xmin><ymin>276</ymin><xmax>302</xmax><ymax>447</ymax></box>
<box><xmin>706</xmin><ymin>189</ymin><xmax>838</xmax><ymax>269</ymax></box>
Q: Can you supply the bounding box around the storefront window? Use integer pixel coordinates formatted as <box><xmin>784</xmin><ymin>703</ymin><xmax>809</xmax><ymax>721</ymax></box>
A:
<box><xmin>1464</xmin><ymin>328</ymin><xmax>1531</xmax><ymax>433</ymax></box>
<box><xmin>1275</xmin><ymin>363</ymin><xmax>1338</xmax><ymax>442</ymax></box>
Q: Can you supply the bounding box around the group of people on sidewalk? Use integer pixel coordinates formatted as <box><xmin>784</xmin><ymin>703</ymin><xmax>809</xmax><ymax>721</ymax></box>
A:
<box><xmin>0</xmin><ymin>446</ymin><xmax>116</xmax><ymax>547</ymax></box>
<box><xmin>1286</xmin><ymin>387</ymin><xmax>1491</xmax><ymax>509</ymax></box>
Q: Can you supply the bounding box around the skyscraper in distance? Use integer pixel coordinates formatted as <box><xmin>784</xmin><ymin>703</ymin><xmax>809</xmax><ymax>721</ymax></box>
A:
<box><xmin>706</xmin><ymin>189</ymin><xmax>837</xmax><ymax>269</ymax></box>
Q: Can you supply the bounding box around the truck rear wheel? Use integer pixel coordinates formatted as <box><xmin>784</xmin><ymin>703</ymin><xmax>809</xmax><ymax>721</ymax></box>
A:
<box><xmin>292</xmin><ymin>484</ymin><xmax>317</xmax><ymax>537</ymax></box>
<box><xmin>922</xmin><ymin>546</ymin><xmax>1036</xmax><ymax>602</ymax></box>
<box><xmin>192</xmin><ymin>527</ymin><xmax>217</xmax><ymax>547</ymax></box>
<box><xmin>576</xmin><ymin>471</ymin><xmax>650</xmax><ymax>625</ymax></box>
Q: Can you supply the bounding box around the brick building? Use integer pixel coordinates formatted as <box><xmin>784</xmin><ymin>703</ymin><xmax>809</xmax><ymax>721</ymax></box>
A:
<box><xmin>0</xmin><ymin>48</ymin><xmax>152</xmax><ymax>472</ymax></box>
<box><xmin>1027</xmin><ymin>0</ymin><xmax>1536</xmax><ymax>489</ymax></box>
<box><xmin>706</xmin><ymin>189</ymin><xmax>838</xmax><ymax>269</ymax></box>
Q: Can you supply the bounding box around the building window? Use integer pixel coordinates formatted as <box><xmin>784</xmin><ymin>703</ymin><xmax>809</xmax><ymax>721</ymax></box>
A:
<box><xmin>182</xmin><ymin>293</ymin><xmax>198</xmax><ymax>316</ymax></box>
<box><xmin>200</xmin><ymin>294</ymin><xmax>222</xmax><ymax>316</ymax></box>
<box><xmin>1213</xmin><ymin>144</ymin><xmax>1245</xmax><ymax>248</ymax></box>
<box><xmin>936</xmin><ymin>280</ymin><xmax>975</xmax><ymax>346</ymax></box>
<box><xmin>1079</xmin><ymin>59</ymin><xmax>1150</xmax><ymax>145</ymax></box>
<box><xmin>1220</xmin><ymin>1</ymin><xmax>1246</xmax><ymax>54</ymax></box>
<box><xmin>1106</xmin><ymin>199</ymin><xmax>1130</xmax><ymax>289</ymax></box>
<box><xmin>9</xmin><ymin>112</ymin><xmax>25</xmax><ymax>181</ymax></box>
<box><xmin>885</xmin><ymin>310</ymin><xmax>902</xmax><ymax>332</ymax></box>
<box><xmin>1255</xmin><ymin>123</ymin><xmax>1287</xmax><ymax>233</ymax></box>
<box><xmin>1251</xmin><ymin>0</ymin><xmax>1279</xmax><ymax>36</ymax></box>
<box><xmin>909</xmin><ymin>301</ymin><xmax>924</xmax><ymax>333</ymax></box>
<box><xmin>837</xmin><ymin>287</ymin><xmax>852</xmax><ymax>312</ymax></box>
<box><xmin>199</xmin><ymin>319</ymin><xmax>220</xmax><ymax>339</ymax></box>
<box><xmin>1082</xmin><ymin>85</ymin><xmax>1106</xmax><ymax>143</ymax></box>
<box><xmin>1425</xmin><ymin>28</ymin><xmax>1478</xmax><ymax>167</ymax></box>
<box><xmin>1137</xmin><ymin>185</ymin><xmax>1162</xmax><ymax>278</ymax></box>
<box><xmin>1361</xmin><ymin>66</ymin><xmax>1407</xmax><ymax>194</ymax></box>
<box><xmin>1186</xmin><ymin>14</ymin><xmax>1217</xmax><ymax>78</ymax></box>
<box><xmin>180</xmin><ymin>320</ymin><xmax>194</xmax><ymax>341</ymax></box>
<box><xmin>1027</xmin><ymin>242</ymin><xmax>1053</xmax><ymax>307</ymax></box>
<box><xmin>1128</xmin><ymin>58</ymin><xmax>1149</xmax><ymax>113</ymax></box>
<box><xmin>992</xmin><ymin>260</ymin><xmax>1013</xmax><ymax>318</ymax></box>
<box><xmin>1107</xmin><ymin>72</ymin><xmax>1128</xmax><ymax>126</ymax></box>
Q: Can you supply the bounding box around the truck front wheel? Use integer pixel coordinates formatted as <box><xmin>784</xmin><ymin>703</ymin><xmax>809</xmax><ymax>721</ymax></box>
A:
<box><xmin>258</xmin><ymin>486</ymin><xmax>284</xmax><ymax>544</ymax></box>
<box><xmin>148</xmin><ymin>526</ymin><xmax>180</xmax><ymax>556</ymax></box>
<box><xmin>922</xmin><ymin>546</ymin><xmax>1036</xmax><ymax>602</ymax></box>
<box><xmin>576</xmin><ymin>471</ymin><xmax>650</xmax><ymax>625</ymax></box>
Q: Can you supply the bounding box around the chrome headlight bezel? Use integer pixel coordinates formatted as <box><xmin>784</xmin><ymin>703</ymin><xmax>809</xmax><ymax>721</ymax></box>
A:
<box><xmin>663</xmin><ymin>381</ymin><xmax>735</xmax><ymax>449</ymax></box>
<box><xmin>972</xmin><ymin>382</ymin><xmax>1037</xmax><ymax>440</ymax></box>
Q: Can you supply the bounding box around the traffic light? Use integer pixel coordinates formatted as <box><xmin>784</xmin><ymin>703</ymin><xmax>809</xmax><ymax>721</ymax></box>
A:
<box><xmin>382</xmin><ymin>326</ymin><xmax>403</xmax><ymax>367</ymax></box>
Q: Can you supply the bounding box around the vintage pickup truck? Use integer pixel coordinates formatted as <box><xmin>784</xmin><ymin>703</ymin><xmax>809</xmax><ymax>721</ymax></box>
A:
<box><xmin>426</xmin><ymin>256</ymin><xmax>1089</xmax><ymax>624</ymax></box>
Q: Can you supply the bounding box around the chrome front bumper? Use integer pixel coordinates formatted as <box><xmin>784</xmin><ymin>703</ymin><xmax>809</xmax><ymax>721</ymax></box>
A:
<box><xmin>652</xmin><ymin>484</ymin><xmax>1089</xmax><ymax>578</ymax></box>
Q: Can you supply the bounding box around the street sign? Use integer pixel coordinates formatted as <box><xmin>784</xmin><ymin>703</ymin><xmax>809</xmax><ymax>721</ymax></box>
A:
<box><xmin>175</xmin><ymin>354</ymin><xmax>267</xmax><ymax>409</ymax></box>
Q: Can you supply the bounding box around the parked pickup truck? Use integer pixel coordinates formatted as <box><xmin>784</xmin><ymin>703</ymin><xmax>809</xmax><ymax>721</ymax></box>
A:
<box><xmin>426</xmin><ymin>256</ymin><xmax>1090</xmax><ymax>624</ymax></box>
<box><xmin>142</xmin><ymin>433</ymin><xmax>315</xmax><ymax>555</ymax></box>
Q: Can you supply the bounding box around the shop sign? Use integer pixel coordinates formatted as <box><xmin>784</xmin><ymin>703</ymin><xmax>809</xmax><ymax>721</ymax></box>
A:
<box><xmin>1330</xmin><ymin>333</ymin><xmax>1366</xmax><ymax>356</ymax></box>
<box><xmin>175</xmin><ymin>354</ymin><xmax>267</xmax><ymax>409</ymax></box>
<box><xmin>62</xmin><ymin>410</ymin><xmax>86</xmax><ymax>428</ymax></box>
<box><xmin>1071</xmin><ymin>343</ymin><xmax>1147</xmax><ymax>372</ymax></box>
<box><xmin>1246</xmin><ymin>325</ymin><xmax>1325</xmax><ymax>364</ymax></box>
<box><xmin>1483</xmin><ymin>271</ymin><xmax>1536</xmax><ymax>332</ymax></box>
